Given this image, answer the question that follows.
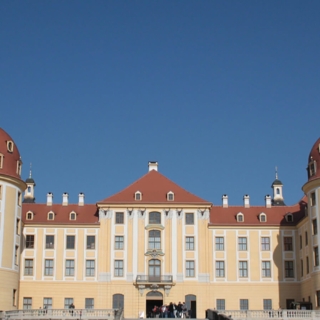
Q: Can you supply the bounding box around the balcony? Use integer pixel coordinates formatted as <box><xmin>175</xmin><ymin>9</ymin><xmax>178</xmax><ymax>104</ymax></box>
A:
<box><xmin>135</xmin><ymin>275</ymin><xmax>173</xmax><ymax>283</ymax></box>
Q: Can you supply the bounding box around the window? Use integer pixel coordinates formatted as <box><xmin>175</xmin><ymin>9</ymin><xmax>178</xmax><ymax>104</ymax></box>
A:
<box><xmin>24</xmin><ymin>259</ymin><xmax>33</xmax><ymax>275</ymax></box>
<box><xmin>113</xmin><ymin>294</ymin><xmax>124</xmax><ymax>309</ymax></box>
<box><xmin>116</xmin><ymin>212</ymin><xmax>124</xmax><ymax>224</ymax></box>
<box><xmin>13</xmin><ymin>289</ymin><xmax>17</xmax><ymax>306</ymax></box>
<box><xmin>314</xmin><ymin>247</ymin><xmax>319</xmax><ymax>267</ymax></box>
<box><xmin>216</xmin><ymin>299</ymin><xmax>225</xmax><ymax>310</ymax></box>
<box><xmin>135</xmin><ymin>191</ymin><xmax>141</xmax><ymax>201</ymax></box>
<box><xmin>237</xmin><ymin>213</ymin><xmax>244</xmax><ymax>222</ymax></box>
<box><xmin>185</xmin><ymin>213</ymin><xmax>194</xmax><ymax>225</ymax></box>
<box><xmin>114</xmin><ymin>260</ymin><xmax>124</xmax><ymax>277</ymax></box>
<box><xmin>43</xmin><ymin>298</ymin><xmax>52</xmax><ymax>309</ymax></box>
<box><xmin>70</xmin><ymin>212</ymin><xmax>76</xmax><ymax>220</ymax></box>
<box><xmin>85</xmin><ymin>298</ymin><xmax>94</xmax><ymax>309</ymax></box>
<box><xmin>115</xmin><ymin>236</ymin><xmax>124</xmax><ymax>250</ymax></box>
<box><xmin>23</xmin><ymin>297</ymin><xmax>32</xmax><ymax>310</ymax></box>
<box><xmin>44</xmin><ymin>259</ymin><xmax>54</xmax><ymax>276</ymax></box>
<box><xmin>284</xmin><ymin>237</ymin><xmax>293</xmax><ymax>251</ymax></box>
<box><xmin>240</xmin><ymin>299</ymin><xmax>249</xmax><ymax>310</ymax></box>
<box><xmin>307</xmin><ymin>256</ymin><xmax>310</xmax><ymax>274</ymax></box>
<box><xmin>186</xmin><ymin>237</ymin><xmax>195</xmax><ymax>250</ymax></box>
<box><xmin>66</xmin><ymin>235</ymin><xmax>75</xmax><ymax>249</ymax></box>
<box><xmin>87</xmin><ymin>236</ymin><xmax>95</xmax><ymax>249</ymax></box>
<box><xmin>317</xmin><ymin>291</ymin><xmax>320</xmax><ymax>307</ymax></box>
<box><xmin>310</xmin><ymin>162</ymin><xmax>316</xmax><ymax>176</ymax></box>
<box><xmin>18</xmin><ymin>191</ymin><xmax>21</xmax><ymax>206</ymax></box>
<box><xmin>149</xmin><ymin>230</ymin><xmax>161</xmax><ymax>249</ymax></box>
<box><xmin>46</xmin><ymin>235</ymin><xmax>54</xmax><ymax>249</ymax></box>
<box><xmin>260</xmin><ymin>213</ymin><xmax>266</xmax><ymax>222</ymax></box>
<box><xmin>149</xmin><ymin>211</ymin><xmax>161</xmax><ymax>224</ymax></box>
<box><xmin>26</xmin><ymin>211</ymin><xmax>33</xmax><ymax>220</ymax></box>
<box><xmin>0</xmin><ymin>185</ymin><xmax>2</xmax><ymax>200</ymax></box>
<box><xmin>216</xmin><ymin>261</ymin><xmax>225</xmax><ymax>278</ymax></box>
<box><xmin>311</xmin><ymin>192</ymin><xmax>316</xmax><ymax>206</ymax></box>
<box><xmin>215</xmin><ymin>237</ymin><xmax>224</xmax><ymax>251</ymax></box>
<box><xmin>167</xmin><ymin>192</ymin><xmax>174</xmax><ymax>201</ymax></box>
<box><xmin>26</xmin><ymin>235</ymin><xmax>35</xmax><ymax>249</ymax></box>
<box><xmin>262</xmin><ymin>261</ymin><xmax>271</xmax><ymax>277</ymax></box>
<box><xmin>86</xmin><ymin>260</ymin><xmax>95</xmax><ymax>276</ymax></box>
<box><xmin>15</xmin><ymin>246</ymin><xmax>19</xmax><ymax>265</ymax></box>
<box><xmin>48</xmin><ymin>212</ymin><xmax>54</xmax><ymax>220</ymax></box>
<box><xmin>286</xmin><ymin>214</ymin><xmax>293</xmax><ymax>222</ymax></box>
<box><xmin>300</xmin><ymin>235</ymin><xmax>302</xmax><ymax>249</ymax></box>
<box><xmin>64</xmin><ymin>298</ymin><xmax>73</xmax><ymax>309</ymax></box>
<box><xmin>239</xmin><ymin>261</ymin><xmax>248</xmax><ymax>277</ymax></box>
<box><xmin>238</xmin><ymin>237</ymin><xmax>247</xmax><ymax>251</ymax></box>
<box><xmin>0</xmin><ymin>153</ymin><xmax>3</xmax><ymax>168</ymax></box>
<box><xmin>7</xmin><ymin>140</ymin><xmax>14</xmax><ymax>152</ymax></box>
<box><xmin>17</xmin><ymin>160</ymin><xmax>22</xmax><ymax>175</ymax></box>
<box><xmin>305</xmin><ymin>231</ymin><xmax>308</xmax><ymax>246</ymax></box>
<box><xmin>263</xmin><ymin>299</ymin><xmax>272</xmax><ymax>310</ymax></box>
<box><xmin>261</xmin><ymin>237</ymin><xmax>270</xmax><ymax>251</ymax></box>
<box><xmin>16</xmin><ymin>219</ymin><xmax>20</xmax><ymax>235</ymax></box>
<box><xmin>313</xmin><ymin>219</ymin><xmax>318</xmax><ymax>235</ymax></box>
<box><xmin>186</xmin><ymin>260</ymin><xmax>195</xmax><ymax>277</ymax></box>
<box><xmin>285</xmin><ymin>261</ymin><xmax>294</xmax><ymax>278</ymax></box>
<box><xmin>301</xmin><ymin>259</ymin><xmax>304</xmax><ymax>277</ymax></box>
<box><xmin>65</xmin><ymin>260</ymin><xmax>75</xmax><ymax>276</ymax></box>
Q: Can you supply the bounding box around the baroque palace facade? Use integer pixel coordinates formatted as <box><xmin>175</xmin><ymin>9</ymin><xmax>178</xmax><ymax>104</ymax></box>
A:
<box><xmin>1</xmin><ymin>127</ymin><xmax>320</xmax><ymax>317</ymax></box>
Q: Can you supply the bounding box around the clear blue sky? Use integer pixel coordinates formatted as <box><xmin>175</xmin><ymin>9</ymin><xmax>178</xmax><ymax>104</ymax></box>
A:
<box><xmin>1</xmin><ymin>1</ymin><xmax>320</xmax><ymax>206</ymax></box>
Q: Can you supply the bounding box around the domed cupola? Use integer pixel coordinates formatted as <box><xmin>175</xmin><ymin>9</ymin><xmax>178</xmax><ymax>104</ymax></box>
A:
<box><xmin>0</xmin><ymin>128</ymin><xmax>23</xmax><ymax>180</ymax></box>
<box><xmin>271</xmin><ymin>167</ymin><xmax>285</xmax><ymax>206</ymax></box>
<box><xmin>307</xmin><ymin>137</ymin><xmax>320</xmax><ymax>182</ymax></box>
<box><xmin>23</xmin><ymin>164</ymin><xmax>36</xmax><ymax>203</ymax></box>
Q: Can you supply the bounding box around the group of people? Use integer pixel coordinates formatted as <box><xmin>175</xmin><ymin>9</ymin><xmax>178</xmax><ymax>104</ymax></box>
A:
<box><xmin>150</xmin><ymin>302</ymin><xmax>190</xmax><ymax>318</ymax></box>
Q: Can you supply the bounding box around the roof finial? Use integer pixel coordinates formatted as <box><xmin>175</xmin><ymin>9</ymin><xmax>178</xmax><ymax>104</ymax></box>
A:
<box><xmin>29</xmin><ymin>163</ymin><xmax>32</xmax><ymax>178</ymax></box>
<box><xmin>275</xmin><ymin>166</ymin><xmax>278</xmax><ymax>179</ymax></box>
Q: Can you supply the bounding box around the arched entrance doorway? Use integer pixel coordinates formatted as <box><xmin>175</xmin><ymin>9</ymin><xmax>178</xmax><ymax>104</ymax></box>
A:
<box><xmin>146</xmin><ymin>291</ymin><xmax>163</xmax><ymax>318</ymax></box>
<box><xmin>185</xmin><ymin>294</ymin><xmax>196</xmax><ymax>318</ymax></box>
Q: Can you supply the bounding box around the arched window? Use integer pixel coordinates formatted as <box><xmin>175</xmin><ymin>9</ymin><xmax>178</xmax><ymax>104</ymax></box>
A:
<box><xmin>0</xmin><ymin>153</ymin><xmax>3</xmax><ymax>168</ymax></box>
<box><xmin>149</xmin><ymin>230</ymin><xmax>161</xmax><ymax>249</ymax></box>
<box><xmin>112</xmin><ymin>294</ymin><xmax>124</xmax><ymax>309</ymax></box>
<box><xmin>70</xmin><ymin>212</ymin><xmax>76</xmax><ymax>221</ymax></box>
<box><xmin>167</xmin><ymin>191</ymin><xmax>174</xmax><ymax>201</ymax></box>
<box><xmin>148</xmin><ymin>259</ymin><xmax>161</xmax><ymax>282</ymax></box>
<box><xmin>286</xmin><ymin>213</ymin><xmax>293</xmax><ymax>222</ymax></box>
<box><xmin>259</xmin><ymin>213</ymin><xmax>267</xmax><ymax>222</ymax></box>
<box><xmin>236</xmin><ymin>212</ymin><xmax>244</xmax><ymax>222</ymax></box>
<box><xmin>48</xmin><ymin>212</ymin><xmax>54</xmax><ymax>220</ymax></box>
<box><xmin>149</xmin><ymin>212</ymin><xmax>161</xmax><ymax>224</ymax></box>
<box><xmin>135</xmin><ymin>191</ymin><xmax>142</xmax><ymax>201</ymax></box>
<box><xmin>7</xmin><ymin>141</ymin><xmax>14</xmax><ymax>152</ymax></box>
<box><xmin>26</xmin><ymin>211</ymin><xmax>33</xmax><ymax>220</ymax></box>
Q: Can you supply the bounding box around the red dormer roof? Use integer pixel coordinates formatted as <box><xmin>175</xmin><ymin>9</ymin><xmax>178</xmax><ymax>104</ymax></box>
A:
<box><xmin>99</xmin><ymin>170</ymin><xmax>211</xmax><ymax>205</ymax></box>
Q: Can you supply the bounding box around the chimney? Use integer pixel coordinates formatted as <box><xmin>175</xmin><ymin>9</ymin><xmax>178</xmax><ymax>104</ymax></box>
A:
<box><xmin>62</xmin><ymin>192</ymin><xmax>69</xmax><ymax>206</ymax></box>
<box><xmin>148</xmin><ymin>161</ymin><xmax>158</xmax><ymax>172</ymax></box>
<box><xmin>265</xmin><ymin>195</ymin><xmax>272</xmax><ymax>208</ymax></box>
<box><xmin>78</xmin><ymin>192</ymin><xmax>85</xmax><ymax>206</ymax></box>
<box><xmin>222</xmin><ymin>195</ymin><xmax>228</xmax><ymax>208</ymax></box>
<box><xmin>47</xmin><ymin>192</ymin><xmax>53</xmax><ymax>206</ymax></box>
<box><xmin>243</xmin><ymin>195</ymin><xmax>250</xmax><ymax>208</ymax></box>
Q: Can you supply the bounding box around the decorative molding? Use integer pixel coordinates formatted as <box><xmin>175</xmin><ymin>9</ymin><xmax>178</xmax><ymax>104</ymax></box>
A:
<box><xmin>127</xmin><ymin>208</ymin><xmax>134</xmax><ymax>220</ymax></box>
<box><xmin>176</xmin><ymin>209</ymin><xmax>183</xmax><ymax>220</ymax></box>
<box><xmin>138</xmin><ymin>208</ymin><xmax>146</xmax><ymax>219</ymax></box>
<box><xmin>197</xmin><ymin>209</ymin><xmax>209</xmax><ymax>220</ymax></box>
<box><xmin>164</xmin><ymin>285</ymin><xmax>172</xmax><ymax>296</ymax></box>
<box><xmin>145</xmin><ymin>249</ymin><xmax>165</xmax><ymax>258</ymax></box>
<box><xmin>164</xmin><ymin>209</ymin><xmax>173</xmax><ymax>219</ymax></box>
<box><xmin>99</xmin><ymin>209</ymin><xmax>113</xmax><ymax>220</ymax></box>
<box><xmin>138</xmin><ymin>285</ymin><xmax>145</xmax><ymax>296</ymax></box>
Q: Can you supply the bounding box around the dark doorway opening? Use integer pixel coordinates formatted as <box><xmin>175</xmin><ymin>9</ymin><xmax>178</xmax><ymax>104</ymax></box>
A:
<box><xmin>146</xmin><ymin>299</ymin><xmax>163</xmax><ymax>318</ymax></box>
<box><xmin>185</xmin><ymin>294</ymin><xmax>197</xmax><ymax>318</ymax></box>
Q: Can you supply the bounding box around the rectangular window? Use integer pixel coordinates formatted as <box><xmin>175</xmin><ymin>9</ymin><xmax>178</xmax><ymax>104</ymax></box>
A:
<box><xmin>13</xmin><ymin>289</ymin><xmax>17</xmax><ymax>306</ymax></box>
<box><xmin>301</xmin><ymin>259</ymin><xmax>304</xmax><ymax>277</ymax></box>
<box><xmin>215</xmin><ymin>237</ymin><xmax>224</xmax><ymax>251</ymax></box>
<box><xmin>261</xmin><ymin>237</ymin><xmax>270</xmax><ymax>251</ymax></box>
<box><xmin>46</xmin><ymin>235</ymin><xmax>54</xmax><ymax>249</ymax></box>
<box><xmin>23</xmin><ymin>297</ymin><xmax>32</xmax><ymax>310</ymax></box>
<box><xmin>185</xmin><ymin>213</ymin><xmax>194</xmax><ymax>225</ymax></box>
<box><xmin>115</xmin><ymin>212</ymin><xmax>124</xmax><ymax>224</ymax></box>
<box><xmin>64</xmin><ymin>298</ymin><xmax>73</xmax><ymax>309</ymax></box>
<box><xmin>216</xmin><ymin>299</ymin><xmax>225</xmax><ymax>310</ymax></box>
<box><xmin>114</xmin><ymin>260</ymin><xmax>124</xmax><ymax>277</ymax></box>
<box><xmin>115</xmin><ymin>236</ymin><xmax>124</xmax><ymax>250</ymax></box>
<box><xmin>44</xmin><ymin>259</ymin><xmax>54</xmax><ymax>276</ymax></box>
<box><xmin>239</xmin><ymin>261</ymin><xmax>248</xmax><ymax>277</ymax></box>
<box><xmin>238</xmin><ymin>237</ymin><xmax>247</xmax><ymax>251</ymax></box>
<box><xmin>16</xmin><ymin>219</ymin><xmax>20</xmax><ymax>235</ymax></box>
<box><xmin>26</xmin><ymin>235</ymin><xmax>35</xmax><ymax>249</ymax></box>
<box><xmin>263</xmin><ymin>299</ymin><xmax>272</xmax><ymax>310</ymax></box>
<box><xmin>305</xmin><ymin>231</ymin><xmax>308</xmax><ymax>246</ymax></box>
<box><xmin>317</xmin><ymin>291</ymin><xmax>320</xmax><ymax>307</ymax></box>
<box><xmin>313</xmin><ymin>219</ymin><xmax>318</xmax><ymax>235</ymax></box>
<box><xmin>300</xmin><ymin>235</ymin><xmax>302</xmax><ymax>249</ymax></box>
<box><xmin>43</xmin><ymin>298</ymin><xmax>52</xmax><ymax>309</ymax></box>
<box><xmin>85</xmin><ymin>298</ymin><xmax>94</xmax><ymax>309</ymax></box>
<box><xmin>65</xmin><ymin>260</ymin><xmax>75</xmax><ymax>276</ymax></box>
<box><xmin>311</xmin><ymin>192</ymin><xmax>316</xmax><ymax>206</ymax></box>
<box><xmin>314</xmin><ymin>247</ymin><xmax>319</xmax><ymax>266</ymax></box>
<box><xmin>307</xmin><ymin>256</ymin><xmax>309</xmax><ymax>274</ymax></box>
<box><xmin>18</xmin><ymin>191</ymin><xmax>22</xmax><ymax>206</ymax></box>
<box><xmin>15</xmin><ymin>246</ymin><xmax>19</xmax><ymax>265</ymax></box>
<box><xmin>240</xmin><ymin>299</ymin><xmax>249</xmax><ymax>310</ymax></box>
<box><xmin>24</xmin><ymin>259</ymin><xmax>33</xmax><ymax>275</ymax></box>
<box><xmin>66</xmin><ymin>235</ymin><xmax>75</xmax><ymax>249</ymax></box>
<box><xmin>87</xmin><ymin>236</ymin><xmax>95</xmax><ymax>249</ymax></box>
<box><xmin>284</xmin><ymin>237</ymin><xmax>293</xmax><ymax>251</ymax></box>
<box><xmin>285</xmin><ymin>261</ymin><xmax>294</xmax><ymax>278</ymax></box>
<box><xmin>215</xmin><ymin>261</ymin><xmax>225</xmax><ymax>278</ymax></box>
<box><xmin>86</xmin><ymin>260</ymin><xmax>95</xmax><ymax>277</ymax></box>
<box><xmin>262</xmin><ymin>261</ymin><xmax>271</xmax><ymax>277</ymax></box>
<box><xmin>186</xmin><ymin>237</ymin><xmax>195</xmax><ymax>250</ymax></box>
<box><xmin>186</xmin><ymin>260</ymin><xmax>195</xmax><ymax>277</ymax></box>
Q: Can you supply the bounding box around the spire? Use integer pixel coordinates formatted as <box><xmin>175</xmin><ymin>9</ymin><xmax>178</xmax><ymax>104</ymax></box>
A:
<box><xmin>23</xmin><ymin>163</ymin><xmax>36</xmax><ymax>203</ymax></box>
<box><xmin>29</xmin><ymin>162</ymin><xmax>32</xmax><ymax>179</ymax></box>
<box><xmin>275</xmin><ymin>166</ymin><xmax>278</xmax><ymax>180</ymax></box>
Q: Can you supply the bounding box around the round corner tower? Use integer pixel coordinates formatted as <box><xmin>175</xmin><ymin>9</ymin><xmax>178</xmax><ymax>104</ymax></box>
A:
<box><xmin>0</xmin><ymin>128</ymin><xmax>26</xmax><ymax>311</ymax></box>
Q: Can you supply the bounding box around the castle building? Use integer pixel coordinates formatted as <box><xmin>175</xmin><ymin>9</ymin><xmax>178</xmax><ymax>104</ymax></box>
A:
<box><xmin>0</xmin><ymin>127</ymin><xmax>320</xmax><ymax>317</ymax></box>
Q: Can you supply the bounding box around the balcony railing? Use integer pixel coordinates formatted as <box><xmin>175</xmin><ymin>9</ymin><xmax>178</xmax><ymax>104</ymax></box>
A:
<box><xmin>136</xmin><ymin>275</ymin><xmax>173</xmax><ymax>283</ymax></box>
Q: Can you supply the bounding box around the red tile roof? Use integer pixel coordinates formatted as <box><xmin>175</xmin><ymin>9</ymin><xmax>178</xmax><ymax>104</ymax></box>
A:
<box><xmin>99</xmin><ymin>170</ymin><xmax>211</xmax><ymax>205</ymax></box>
<box><xmin>22</xmin><ymin>203</ymin><xmax>98</xmax><ymax>225</ymax></box>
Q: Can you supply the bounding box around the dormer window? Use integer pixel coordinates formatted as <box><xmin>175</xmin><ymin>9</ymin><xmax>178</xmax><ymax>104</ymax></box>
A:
<box><xmin>309</xmin><ymin>160</ymin><xmax>317</xmax><ymax>177</ymax></box>
<box><xmin>285</xmin><ymin>213</ymin><xmax>293</xmax><ymax>222</ymax></box>
<box><xmin>48</xmin><ymin>212</ymin><xmax>54</xmax><ymax>220</ymax></box>
<box><xmin>167</xmin><ymin>191</ymin><xmax>174</xmax><ymax>201</ymax></box>
<box><xmin>70</xmin><ymin>212</ymin><xmax>76</xmax><ymax>221</ymax></box>
<box><xmin>26</xmin><ymin>211</ymin><xmax>33</xmax><ymax>220</ymax></box>
<box><xmin>237</xmin><ymin>212</ymin><xmax>244</xmax><ymax>222</ymax></box>
<box><xmin>7</xmin><ymin>140</ymin><xmax>14</xmax><ymax>152</ymax></box>
<box><xmin>16</xmin><ymin>160</ymin><xmax>22</xmax><ymax>176</ymax></box>
<box><xmin>259</xmin><ymin>213</ymin><xmax>267</xmax><ymax>222</ymax></box>
<box><xmin>0</xmin><ymin>153</ymin><xmax>3</xmax><ymax>168</ymax></box>
<box><xmin>135</xmin><ymin>191</ymin><xmax>142</xmax><ymax>201</ymax></box>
